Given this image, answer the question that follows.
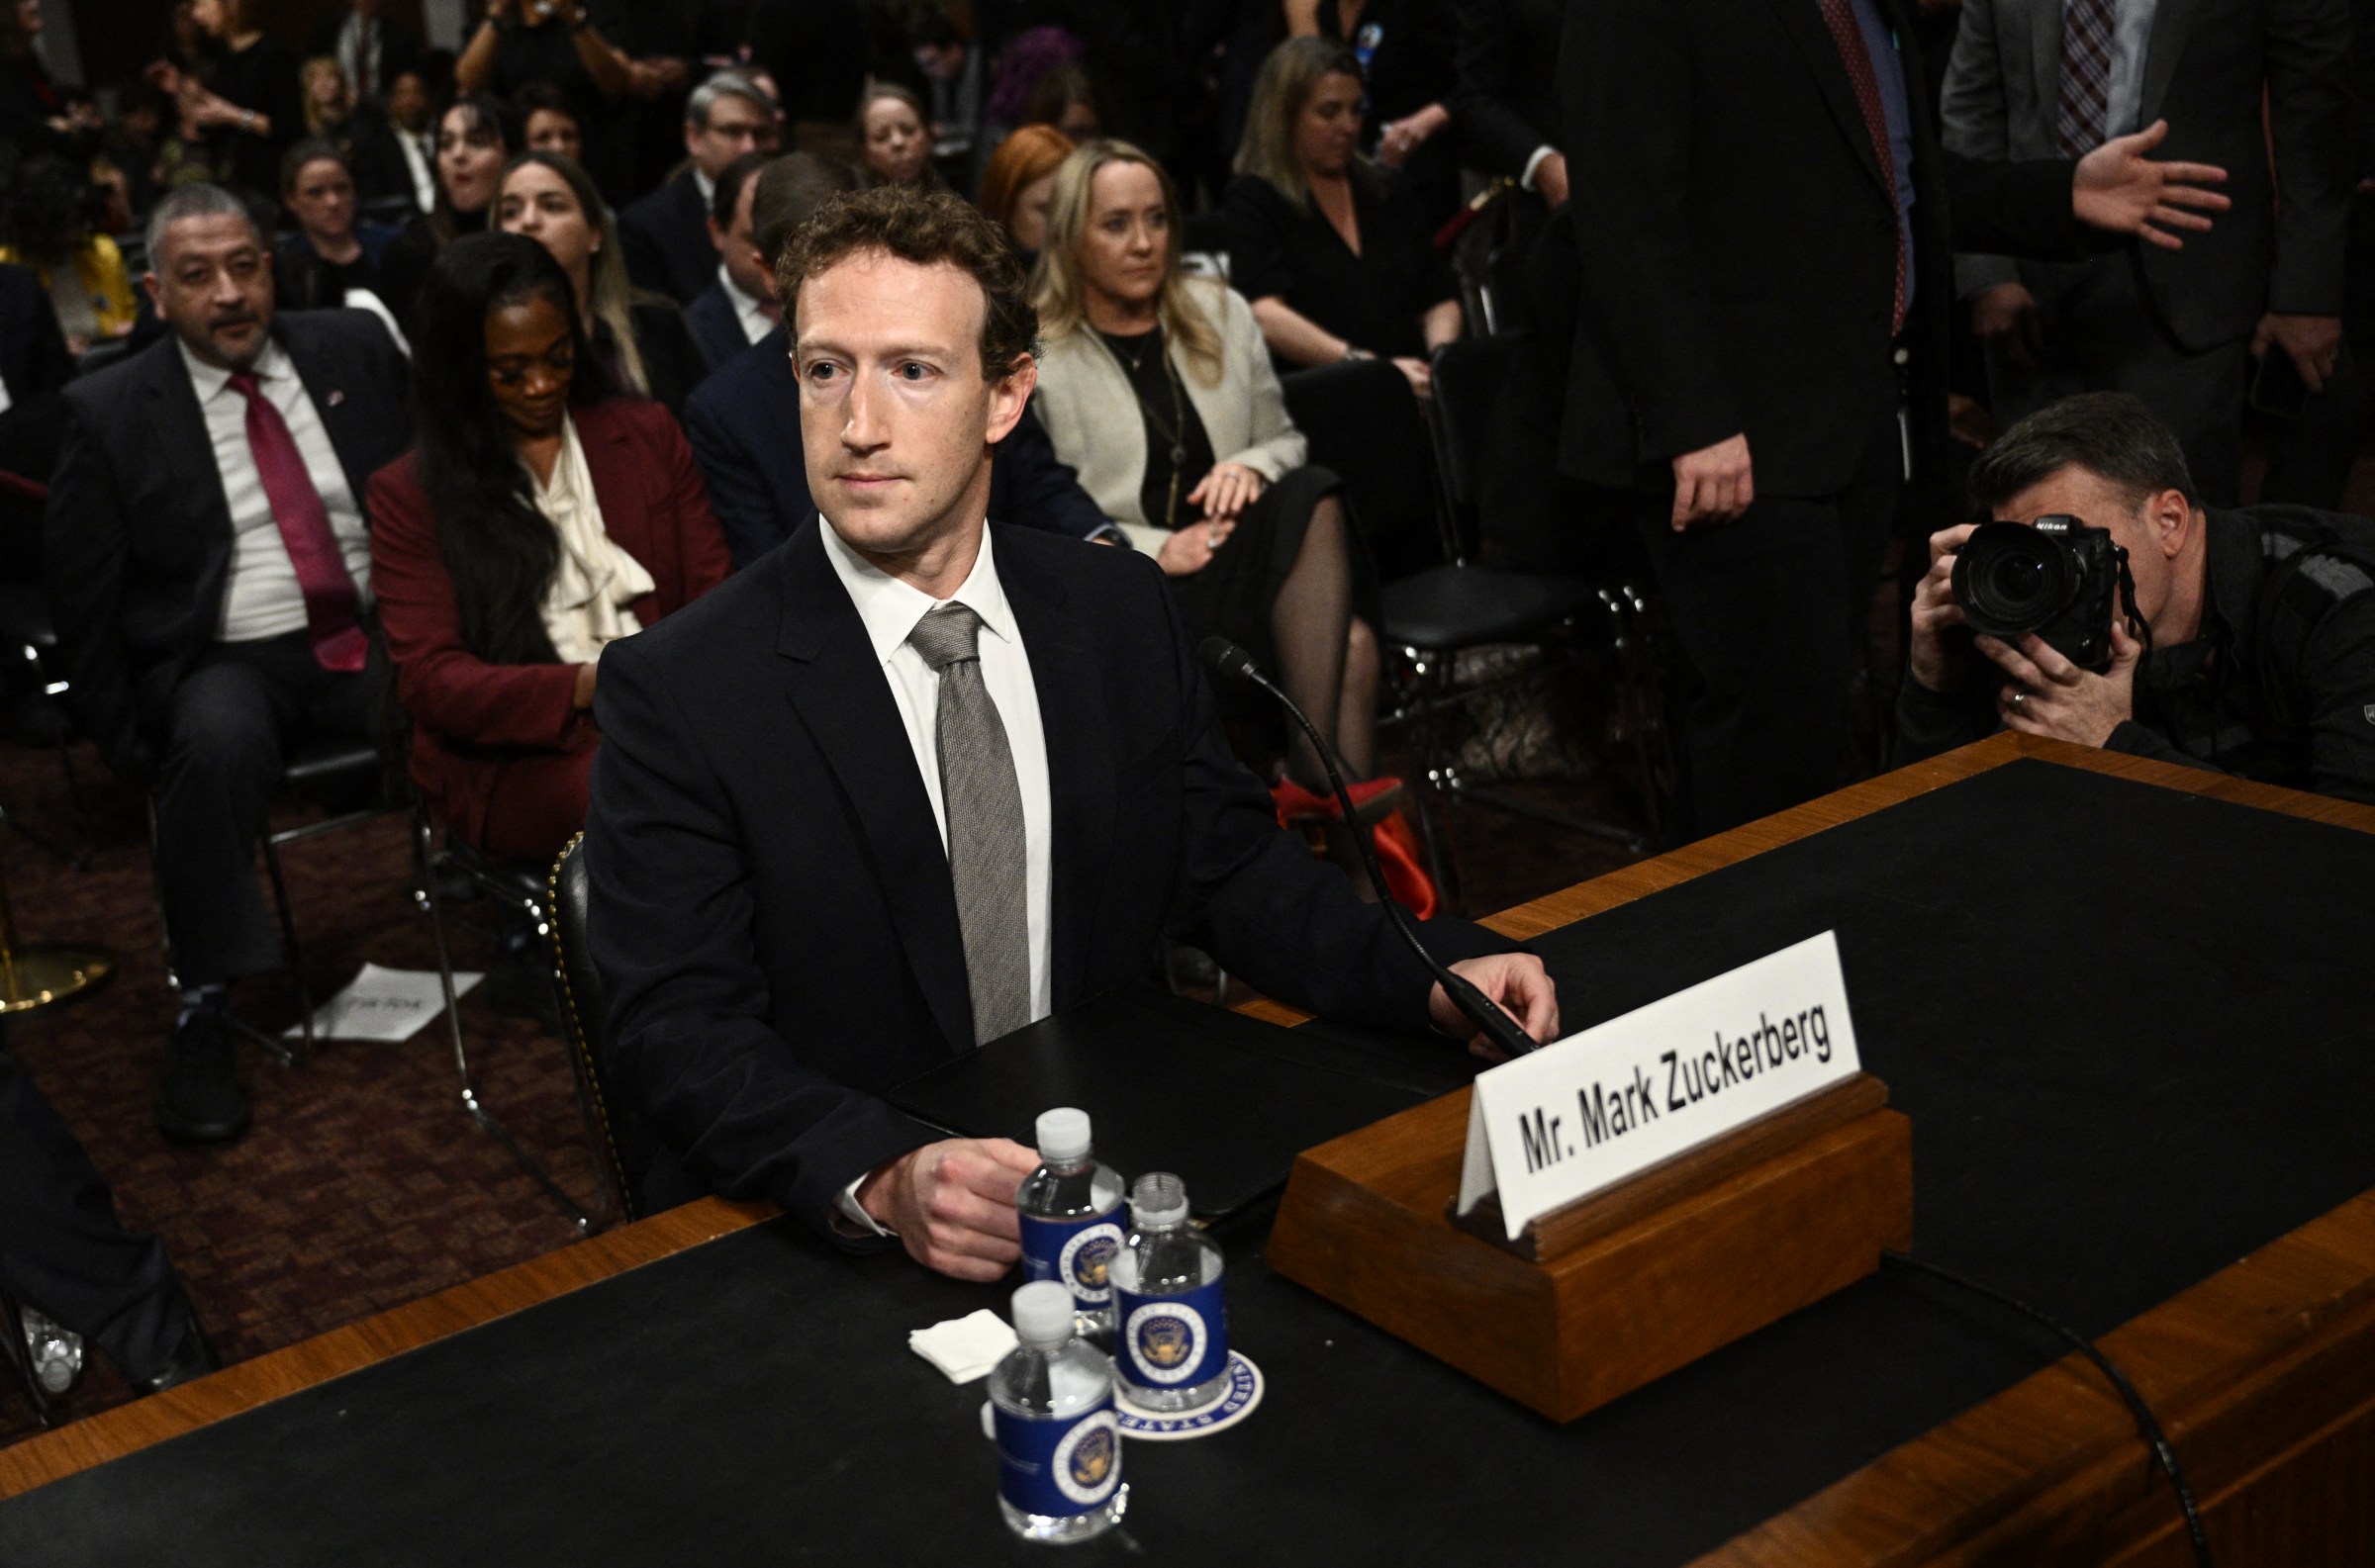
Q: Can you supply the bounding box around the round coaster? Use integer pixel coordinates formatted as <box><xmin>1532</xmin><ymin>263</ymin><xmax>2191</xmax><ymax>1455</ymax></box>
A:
<box><xmin>1114</xmin><ymin>1351</ymin><xmax>1262</xmax><ymax>1440</ymax></box>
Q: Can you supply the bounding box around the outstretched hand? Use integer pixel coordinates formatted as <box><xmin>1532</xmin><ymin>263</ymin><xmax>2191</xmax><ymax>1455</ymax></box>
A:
<box><xmin>2071</xmin><ymin>120</ymin><xmax>2230</xmax><ymax>250</ymax></box>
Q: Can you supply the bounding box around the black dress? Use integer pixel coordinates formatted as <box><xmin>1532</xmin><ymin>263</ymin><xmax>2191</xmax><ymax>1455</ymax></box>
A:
<box><xmin>203</xmin><ymin>34</ymin><xmax>302</xmax><ymax>204</ymax></box>
<box><xmin>1093</xmin><ymin>323</ymin><xmax>1364</xmax><ymax>688</ymax></box>
<box><xmin>601</xmin><ymin>297</ymin><xmax>708</xmax><ymax>419</ymax></box>
<box><xmin>1221</xmin><ymin>173</ymin><xmax>1456</xmax><ymax>362</ymax></box>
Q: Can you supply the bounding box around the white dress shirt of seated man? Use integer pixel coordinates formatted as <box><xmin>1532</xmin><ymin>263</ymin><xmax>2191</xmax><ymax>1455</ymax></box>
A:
<box><xmin>787</xmin><ymin>198</ymin><xmax>1560</xmax><ymax>1280</ymax></box>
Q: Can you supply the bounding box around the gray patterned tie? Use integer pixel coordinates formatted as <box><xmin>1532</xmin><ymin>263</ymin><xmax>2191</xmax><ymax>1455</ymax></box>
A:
<box><xmin>907</xmin><ymin>601</ymin><xmax>1033</xmax><ymax>1044</ymax></box>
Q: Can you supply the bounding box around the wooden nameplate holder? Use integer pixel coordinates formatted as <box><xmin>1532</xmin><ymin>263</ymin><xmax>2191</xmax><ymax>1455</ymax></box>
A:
<box><xmin>1266</xmin><ymin>1072</ymin><xmax>1911</xmax><ymax>1423</ymax></box>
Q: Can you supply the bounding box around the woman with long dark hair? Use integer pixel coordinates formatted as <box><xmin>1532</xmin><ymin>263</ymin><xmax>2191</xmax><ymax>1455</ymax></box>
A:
<box><xmin>375</xmin><ymin>92</ymin><xmax>511</xmax><ymax>333</ymax></box>
<box><xmin>367</xmin><ymin>232</ymin><xmax>729</xmax><ymax>862</ymax></box>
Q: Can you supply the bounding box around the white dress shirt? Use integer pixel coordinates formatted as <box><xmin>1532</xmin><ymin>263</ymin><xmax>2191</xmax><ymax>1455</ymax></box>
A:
<box><xmin>819</xmin><ymin>517</ymin><xmax>1055</xmax><ymax>1239</ymax></box>
<box><xmin>399</xmin><ymin>129</ymin><xmax>435</xmax><ymax>213</ymax></box>
<box><xmin>179</xmin><ymin>338</ymin><xmax>373</xmax><ymax>643</ymax></box>
<box><xmin>717</xmin><ymin>261</ymin><xmax>774</xmax><ymax>346</ymax></box>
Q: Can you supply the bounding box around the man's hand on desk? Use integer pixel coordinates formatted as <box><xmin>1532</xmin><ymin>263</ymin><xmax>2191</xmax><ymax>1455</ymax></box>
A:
<box><xmin>854</xmin><ymin>1137</ymin><xmax>1041</xmax><ymax>1281</ymax></box>
<box><xmin>1431</xmin><ymin>954</ymin><xmax>1561</xmax><ymax>1062</ymax></box>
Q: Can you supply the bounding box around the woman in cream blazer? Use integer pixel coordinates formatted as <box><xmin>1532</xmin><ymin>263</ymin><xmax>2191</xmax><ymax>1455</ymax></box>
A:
<box><xmin>1030</xmin><ymin>139</ymin><xmax>1390</xmax><ymax>826</ymax></box>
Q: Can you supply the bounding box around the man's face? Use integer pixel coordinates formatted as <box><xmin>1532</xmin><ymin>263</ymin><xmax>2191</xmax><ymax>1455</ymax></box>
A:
<box><xmin>792</xmin><ymin>249</ymin><xmax>1032</xmax><ymax>565</ymax></box>
<box><xmin>712</xmin><ymin>174</ymin><xmax>772</xmax><ymax>304</ymax></box>
<box><xmin>286</xmin><ymin>157</ymin><xmax>354</xmax><ymax>245</ymax></box>
<box><xmin>1996</xmin><ymin>464</ymin><xmax>2195</xmax><ymax>633</ymax></box>
<box><xmin>524</xmin><ymin>106</ymin><xmax>581</xmax><ymax>163</ymax></box>
<box><xmin>146</xmin><ymin>212</ymin><xmax>273</xmax><ymax>369</ymax></box>
<box><xmin>687</xmin><ymin>92</ymin><xmax>770</xmax><ymax>182</ymax></box>
<box><xmin>387</xmin><ymin>71</ymin><xmax>428</xmax><ymax>132</ymax></box>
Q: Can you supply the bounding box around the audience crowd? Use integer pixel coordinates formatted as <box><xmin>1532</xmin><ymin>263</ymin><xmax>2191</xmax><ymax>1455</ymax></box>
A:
<box><xmin>0</xmin><ymin>0</ymin><xmax>2371</xmax><ymax>1396</ymax></box>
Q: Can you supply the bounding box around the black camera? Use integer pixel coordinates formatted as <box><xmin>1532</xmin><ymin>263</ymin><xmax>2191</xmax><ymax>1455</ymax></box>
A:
<box><xmin>1950</xmin><ymin>513</ymin><xmax>2131</xmax><ymax>673</ymax></box>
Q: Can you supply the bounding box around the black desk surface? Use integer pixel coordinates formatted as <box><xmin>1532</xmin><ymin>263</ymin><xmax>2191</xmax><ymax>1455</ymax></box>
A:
<box><xmin>7</xmin><ymin>759</ymin><xmax>2373</xmax><ymax>1566</ymax></box>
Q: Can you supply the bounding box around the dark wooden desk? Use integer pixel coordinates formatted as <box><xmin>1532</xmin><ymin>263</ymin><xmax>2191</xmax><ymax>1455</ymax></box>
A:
<box><xmin>4</xmin><ymin>734</ymin><xmax>2370</xmax><ymax>1565</ymax></box>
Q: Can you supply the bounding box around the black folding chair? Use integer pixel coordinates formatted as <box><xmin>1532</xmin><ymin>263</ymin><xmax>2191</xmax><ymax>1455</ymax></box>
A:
<box><xmin>546</xmin><ymin>832</ymin><xmax>642</xmax><ymax>1225</ymax></box>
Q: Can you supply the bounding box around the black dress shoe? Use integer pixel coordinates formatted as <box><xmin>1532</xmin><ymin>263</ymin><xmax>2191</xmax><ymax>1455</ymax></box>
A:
<box><xmin>135</xmin><ymin>1317</ymin><xmax>220</xmax><ymax>1396</ymax></box>
<box><xmin>155</xmin><ymin>1009</ymin><xmax>250</xmax><ymax>1145</ymax></box>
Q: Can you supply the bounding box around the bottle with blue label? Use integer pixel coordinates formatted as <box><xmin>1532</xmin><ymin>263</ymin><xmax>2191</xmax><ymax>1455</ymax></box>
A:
<box><xmin>987</xmin><ymin>1279</ymin><xmax>1127</xmax><ymax>1543</ymax></box>
<box><xmin>1109</xmin><ymin>1171</ymin><xmax>1230</xmax><ymax>1413</ymax></box>
<box><xmin>1014</xmin><ymin>1107</ymin><xmax>1126</xmax><ymax>1345</ymax></box>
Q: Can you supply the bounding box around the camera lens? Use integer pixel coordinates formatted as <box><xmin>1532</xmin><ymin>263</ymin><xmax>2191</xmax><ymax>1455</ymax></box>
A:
<box><xmin>1952</xmin><ymin>523</ymin><xmax>2074</xmax><ymax>637</ymax></box>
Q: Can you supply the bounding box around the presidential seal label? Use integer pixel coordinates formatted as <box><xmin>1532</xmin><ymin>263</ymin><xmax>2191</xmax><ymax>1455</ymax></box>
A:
<box><xmin>1126</xmin><ymin>1300</ymin><xmax>1208</xmax><ymax>1386</ymax></box>
<box><xmin>1062</xmin><ymin>1223</ymin><xmax>1123</xmax><ymax>1304</ymax></box>
<box><xmin>1051</xmin><ymin>1411</ymin><xmax>1122</xmax><ymax>1506</ymax></box>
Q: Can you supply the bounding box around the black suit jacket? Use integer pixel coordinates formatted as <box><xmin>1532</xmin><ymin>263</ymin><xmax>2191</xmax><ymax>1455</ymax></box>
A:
<box><xmin>1558</xmin><ymin>0</ymin><xmax>2087</xmax><ymax>498</ymax></box>
<box><xmin>584</xmin><ymin>519</ymin><xmax>1513</xmax><ymax>1232</ymax></box>
<box><xmin>683</xmin><ymin>279</ymin><xmax>749</xmax><ymax>372</ymax></box>
<box><xmin>0</xmin><ymin>263</ymin><xmax>72</xmax><ymax>485</ymax></box>
<box><xmin>681</xmin><ymin>323</ymin><xmax>1114</xmax><ymax>568</ymax></box>
<box><xmin>1454</xmin><ymin>0</ymin><xmax>1564</xmax><ymax>180</ymax></box>
<box><xmin>44</xmin><ymin>312</ymin><xmax>412</xmax><ymax>776</ymax></box>
<box><xmin>619</xmin><ymin>169</ymin><xmax>716</xmax><ymax>307</ymax></box>
<box><xmin>308</xmin><ymin>12</ymin><xmax>422</xmax><ymax>97</ymax></box>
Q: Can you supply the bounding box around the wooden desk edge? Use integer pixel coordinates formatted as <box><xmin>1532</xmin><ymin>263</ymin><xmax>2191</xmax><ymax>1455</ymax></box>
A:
<box><xmin>0</xmin><ymin>1197</ymin><xmax>779</xmax><ymax>1500</ymax></box>
<box><xmin>7</xmin><ymin>735</ymin><xmax>2370</xmax><ymax>1549</ymax></box>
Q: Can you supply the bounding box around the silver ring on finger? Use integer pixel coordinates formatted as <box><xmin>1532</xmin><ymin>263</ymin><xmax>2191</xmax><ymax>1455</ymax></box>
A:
<box><xmin>2011</xmin><ymin>689</ymin><xmax>2029</xmax><ymax>707</ymax></box>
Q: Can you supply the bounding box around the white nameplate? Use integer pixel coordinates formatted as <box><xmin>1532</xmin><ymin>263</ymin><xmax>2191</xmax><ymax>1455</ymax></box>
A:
<box><xmin>1456</xmin><ymin>932</ymin><xmax>1860</xmax><ymax>1241</ymax></box>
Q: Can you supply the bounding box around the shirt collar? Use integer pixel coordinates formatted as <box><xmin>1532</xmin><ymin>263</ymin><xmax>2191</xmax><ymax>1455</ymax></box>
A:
<box><xmin>178</xmin><ymin>335</ymin><xmax>291</xmax><ymax>405</ymax></box>
<box><xmin>819</xmin><ymin>517</ymin><xmax>1019</xmax><ymax>669</ymax></box>
<box><xmin>693</xmin><ymin>167</ymin><xmax>716</xmax><ymax>208</ymax></box>
<box><xmin>719</xmin><ymin>261</ymin><xmax>773</xmax><ymax>330</ymax></box>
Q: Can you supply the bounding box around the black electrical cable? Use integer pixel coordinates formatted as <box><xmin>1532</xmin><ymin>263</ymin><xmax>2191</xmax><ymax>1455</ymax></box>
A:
<box><xmin>1880</xmin><ymin>1250</ymin><xmax>2212</xmax><ymax>1568</ymax></box>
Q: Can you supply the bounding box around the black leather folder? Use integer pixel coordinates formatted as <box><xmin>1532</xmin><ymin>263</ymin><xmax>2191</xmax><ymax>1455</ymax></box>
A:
<box><xmin>887</xmin><ymin>988</ymin><xmax>1476</xmax><ymax>1221</ymax></box>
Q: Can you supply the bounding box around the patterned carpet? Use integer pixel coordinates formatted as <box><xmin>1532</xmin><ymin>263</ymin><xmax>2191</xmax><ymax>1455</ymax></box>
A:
<box><xmin>0</xmin><ymin>719</ymin><xmax>1648</xmax><ymax>1451</ymax></box>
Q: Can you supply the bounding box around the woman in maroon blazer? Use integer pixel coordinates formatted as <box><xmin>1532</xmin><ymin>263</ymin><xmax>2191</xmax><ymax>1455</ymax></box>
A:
<box><xmin>369</xmin><ymin>232</ymin><xmax>730</xmax><ymax>861</ymax></box>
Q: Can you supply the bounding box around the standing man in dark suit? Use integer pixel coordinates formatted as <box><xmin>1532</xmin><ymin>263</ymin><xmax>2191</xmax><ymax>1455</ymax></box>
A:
<box><xmin>310</xmin><ymin>0</ymin><xmax>422</xmax><ymax>108</ymax></box>
<box><xmin>1944</xmin><ymin>0</ymin><xmax>2356</xmax><ymax>507</ymax></box>
<box><xmin>45</xmin><ymin>186</ymin><xmax>411</xmax><ymax>1146</ymax></box>
<box><xmin>1561</xmin><ymin>0</ymin><xmax>2235</xmax><ymax>836</ymax></box>
<box><xmin>585</xmin><ymin>188</ymin><xmax>1557</xmax><ymax>1272</ymax></box>
<box><xmin>683</xmin><ymin>155</ymin><xmax>1118</xmax><ymax>567</ymax></box>
<box><xmin>683</xmin><ymin>150</ymin><xmax>779</xmax><ymax>371</ymax></box>
<box><xmin>618</xmin><ymin>69</ymin><xmax>777</xmax><ymax>306</ymax></box>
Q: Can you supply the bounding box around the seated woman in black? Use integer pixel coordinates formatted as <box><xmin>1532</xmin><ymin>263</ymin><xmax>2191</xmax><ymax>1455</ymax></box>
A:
<box><xmin>1223</xmin><ymin>37</ymin><xmax>1461</xmax><ymax>404</ymax></box>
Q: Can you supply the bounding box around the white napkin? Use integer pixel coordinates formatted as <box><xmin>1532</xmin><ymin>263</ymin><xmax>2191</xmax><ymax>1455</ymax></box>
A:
<box><xmin>908</xmin><ymin>1309</ymin><xmax>1018</xmax><ymax>1384</ymax></box>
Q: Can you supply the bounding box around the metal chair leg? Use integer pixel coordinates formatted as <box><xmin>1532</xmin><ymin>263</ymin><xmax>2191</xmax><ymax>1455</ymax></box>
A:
<box><xmin>415</xmin><ymin>807</ymin><xmax>592</xmax><ymax>1235</ymax></box>
<box><xmin>257</xmin><ymin>836</ymin><xmax>310</xmax><ymax>1064</ymax></box>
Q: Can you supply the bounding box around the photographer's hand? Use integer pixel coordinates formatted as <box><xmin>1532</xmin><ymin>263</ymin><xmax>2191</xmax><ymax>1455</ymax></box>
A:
<box><xmin>1908</xmin><ymin>523</ymin><xmax>1977</xmax><ymax>692</ymax></box>
<box><xmin>1980</xmin><ymin>622</ymin><xmax>2142</xmax><ymax>747</ymax></box>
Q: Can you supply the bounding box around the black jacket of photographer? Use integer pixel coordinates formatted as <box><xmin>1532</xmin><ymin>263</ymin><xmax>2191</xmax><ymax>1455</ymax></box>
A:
<box><xmin>1896</xmin><ymin>506</ymin><xmax>2375</xmax><ymax>805</ymax></box>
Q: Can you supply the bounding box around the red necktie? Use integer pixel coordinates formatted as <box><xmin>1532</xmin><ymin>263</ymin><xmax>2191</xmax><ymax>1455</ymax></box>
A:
<box><xmin>227</xmin><ymin>370</ymin><xmax>368</xmax><ymax>674</ymax></box>
<box><xmin>1816</xmin><ymin>0</ymin><xmax>1910</xmax><ymax>336</ymax></box>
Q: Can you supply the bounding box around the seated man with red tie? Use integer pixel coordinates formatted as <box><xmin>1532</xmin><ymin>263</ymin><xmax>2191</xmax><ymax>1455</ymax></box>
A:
<box><xmin>45</xmin><ymin>184</ymin><xmax>412</xmax><ymax>1147</ymax></box>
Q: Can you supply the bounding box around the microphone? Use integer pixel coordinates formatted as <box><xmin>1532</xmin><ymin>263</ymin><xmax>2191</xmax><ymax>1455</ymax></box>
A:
<box><xmin>1196</xmin><ymin>635</ymin><xmax>1541</xmax><ymax>1059</ymax></box>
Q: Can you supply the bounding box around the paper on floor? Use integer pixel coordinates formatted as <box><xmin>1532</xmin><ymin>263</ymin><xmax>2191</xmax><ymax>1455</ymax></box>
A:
<box><xmin>282</xmin><ymin>963</ymin><xmax>482</xmax><ymax>1043</ymax></box>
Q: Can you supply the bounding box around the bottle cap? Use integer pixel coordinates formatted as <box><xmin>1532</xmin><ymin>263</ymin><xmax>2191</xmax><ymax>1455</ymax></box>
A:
<box><xmin>1034</xmin><ymin>1107</ymin><xmax>1092</xmax><ymax>1161</ymax></box>
<box><xmin>1130</xmin><ymin>1171</ymin><xmax>1189</xmax><ymax>1229</ymax></box>
<box><xmin>1011</xmin><ymin>1280</ymin><xmax>1075</xmax><ymax>1345</ymax></box>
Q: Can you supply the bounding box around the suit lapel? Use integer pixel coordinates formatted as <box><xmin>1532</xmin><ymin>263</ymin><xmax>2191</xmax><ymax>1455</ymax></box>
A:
<box><xmin>2028</xmin><ymin>0</ymin><xmax>2062</xmax><ymax>124</ymax></box>
<box><xmin>570</xmin><ymin>405</ymin><xmax>653</xmax><ymax>581</ymax></box>
<box><xmin>774</xmin><ymin>520</ymin><xmax>977</xmax><ymax>1054</ymax></box>
<box><xmin>146</xmin><ymin>340</ymin><xmax>233</xmax><ymax>545</ymax></box>
<box><xmin>2135</xmin><ymin>0</ymin><xmax>2196</xmax><ymax>127</ymax></box>
<box><xmin>278</xmin><ymin>322</ymin><xmax>375</xmax><ymax>506</ymax></box>
<box><xmin>1767</xmin><ymin>0</ymin><xmax>1892</xmax><ymax>200</ymax></box>
<box><xmin>1001</xmin><ymin>540</ymin><xmax>1111</xmax><ymax>1013</ymax></box>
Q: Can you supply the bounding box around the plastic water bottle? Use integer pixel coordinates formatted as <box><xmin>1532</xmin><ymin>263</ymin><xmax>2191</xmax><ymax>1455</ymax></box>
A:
<box><xmin>1014</xmin><ymin>1108</ymin><xmax>1126</xmax><ymax>1344</ymax></box>
<box><xmin>987</xmin><ymin>1280</ymin><xmax>1127</xmax><ymax>1543</ymax></box>
<box><xmin>1109</xmin><ymin>1171</ymin><xmax>1230</xmax><ymax>1413</ymax></box>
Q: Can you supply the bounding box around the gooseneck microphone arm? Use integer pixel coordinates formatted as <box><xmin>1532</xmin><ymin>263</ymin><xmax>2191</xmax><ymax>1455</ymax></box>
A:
<box><xmin>1197</xmin><ymin>636</ymin><xmax>1541</xmax><ymax>1059</ymax></box>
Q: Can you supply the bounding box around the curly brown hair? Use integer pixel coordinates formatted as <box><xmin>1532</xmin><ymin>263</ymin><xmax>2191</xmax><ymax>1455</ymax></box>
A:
<box><xmin>778</xmin><ymin>186</ymin><xmax>1038</xmax><ymax>381</ymax></box>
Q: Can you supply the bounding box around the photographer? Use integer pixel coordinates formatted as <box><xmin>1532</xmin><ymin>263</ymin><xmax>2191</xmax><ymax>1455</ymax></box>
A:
<box><xmin>1899</xmin><ymin>393</ymin><xmax>2375</xmax><ymax>804</ymax></box>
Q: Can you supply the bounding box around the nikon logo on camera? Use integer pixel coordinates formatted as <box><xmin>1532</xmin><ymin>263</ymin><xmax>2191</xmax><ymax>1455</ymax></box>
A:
<box><xmin>1951</xmin><ymin>513</ymin><xmax>2134</xmax><ymax>673</ymax></box>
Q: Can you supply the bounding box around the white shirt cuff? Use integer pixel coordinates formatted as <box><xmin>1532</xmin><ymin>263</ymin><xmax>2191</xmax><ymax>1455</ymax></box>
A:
<box><xmin>1520</xmin><ymin>144</ymin><xmax>1557</xmax><ymax>192</ymax></box>
<box><xmin>833</xmin><ymin>1175</ymin><xmax>894</xmax><ymax>1239</ymax></box>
